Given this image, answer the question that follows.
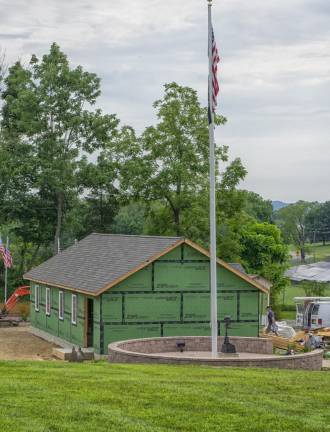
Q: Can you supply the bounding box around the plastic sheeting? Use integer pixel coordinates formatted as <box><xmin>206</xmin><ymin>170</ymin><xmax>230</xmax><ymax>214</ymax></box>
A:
<box><xmin>285</xmin><ymin>261</ymin><xmax>330</xmax><ymax>282</ymax></box>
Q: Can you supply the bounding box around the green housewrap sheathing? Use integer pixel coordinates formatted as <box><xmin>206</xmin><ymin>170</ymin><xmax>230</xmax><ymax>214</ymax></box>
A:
<box><xmin>30</xmin><ymin>244</ymin><xmax>266</xmax><ymax>354</ymax></box>
<box><xmin>98</xmin><ymin>244</ymin><xmax>263</xmax><ymax>354</ymax></box>
<box><xmin>30</xmin><ymin>285</ymin><xmax>85</xmax><ymax>347</ymax></box>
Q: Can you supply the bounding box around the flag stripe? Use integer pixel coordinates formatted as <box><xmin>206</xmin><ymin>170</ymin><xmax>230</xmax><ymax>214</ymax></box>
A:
<box><xmin>3</xmin><ymin>248</ymin><xmax>13</xmax><ymax>268</ymax></box>
<box><xmin>211</xmin><ymin>28</ymin><xmax>220</xmax><ymax>112</ymax></box>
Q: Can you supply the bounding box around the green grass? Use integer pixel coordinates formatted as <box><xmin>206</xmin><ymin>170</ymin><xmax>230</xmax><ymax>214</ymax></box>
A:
<box><xmin>1</xmin><ymin>361</ymin><xmax>330</xmax><ymax>431</ymax></box>
<box><xmin>290</xmin><ymin>243</ymin><xmax>330</xmax><ymax>263</ymax></box>
<box><xmin>281</xmin><ymin>283</ymin><xmax>330</xmax><ymax>307</ymax></box>
<box><xmin>278</xmin><ymin>310</ymin><xmax>296</xmax><ymax>320</ymax></box>
<box><xmin>312</xmin><ymin>243</ymin><xmax>330</xmax><ymax>261</ymax></box>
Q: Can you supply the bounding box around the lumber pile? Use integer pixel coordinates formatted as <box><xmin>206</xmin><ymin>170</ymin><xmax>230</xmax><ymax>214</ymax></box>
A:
<box><xmin>315</xmin><ymin>328</ymin><xmax>330</xmax><ymax>338</ymax></box>
<box><xmin>261</xmin><ymin>330</ymin><xmax>306</xmax><ymax>352</ymax></box>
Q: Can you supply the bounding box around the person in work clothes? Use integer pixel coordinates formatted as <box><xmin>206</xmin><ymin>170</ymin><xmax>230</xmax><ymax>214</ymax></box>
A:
<box><xmin>265</xmin><ymin>306</ymin><xmax>279</xmax><ymax>336</ymax></box>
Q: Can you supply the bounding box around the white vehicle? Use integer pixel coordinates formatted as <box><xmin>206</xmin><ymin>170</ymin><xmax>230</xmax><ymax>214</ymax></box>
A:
<box><xmin>294</xmin><ymin>297</ymin><xmax>330</xmax><ymax>329</ymax></box>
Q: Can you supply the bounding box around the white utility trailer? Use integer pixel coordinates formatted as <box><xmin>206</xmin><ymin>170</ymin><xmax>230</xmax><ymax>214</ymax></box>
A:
<box><xmin>294</xmin><ymin>297</ymin><xmax>330</xmax><ymax>329</ymax></box>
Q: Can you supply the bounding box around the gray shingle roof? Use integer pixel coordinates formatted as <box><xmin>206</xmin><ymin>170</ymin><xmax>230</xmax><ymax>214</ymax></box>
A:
<box><xmin>228</xmin><ymin>263</ymin><xmax>246</xmax><ymax>274</ymax></box>
<box><xmin>24</xmin><ymin>233</ymin><xmax>183</xmax><ymax>294</ymax></box>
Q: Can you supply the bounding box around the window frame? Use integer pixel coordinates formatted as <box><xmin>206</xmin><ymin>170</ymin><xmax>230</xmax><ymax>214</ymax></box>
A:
<box><xmin>59</xmin><ymin>291</ymin><xmax>64</xmax><ymax>320</ymax></box>
<box><xmin>71</xmin><ymin>294</ymin><xmax>77</xmax><ymax>325</ymax></box>
<box><xmin>45</xmin><ymin>287</ymin><xmax>51</xmax><ymax>316</ymax></box>
<box><xmin>34</xmin><ymin>285</ymin><xmax>40</xmax><ymax>312</ymax></box>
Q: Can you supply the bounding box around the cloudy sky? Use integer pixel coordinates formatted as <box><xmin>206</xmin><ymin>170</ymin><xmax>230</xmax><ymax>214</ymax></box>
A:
<box><xmin>1</xmin><ymin>0</ymin><xmax>329</xmax><ymax>202</ymax></box>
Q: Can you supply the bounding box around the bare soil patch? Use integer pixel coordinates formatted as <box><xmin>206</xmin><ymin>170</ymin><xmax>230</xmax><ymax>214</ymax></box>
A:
<box><xmin>0</xmin><ymin>325</ymin><xmax>58</xmax><ymax>360</ymax></box>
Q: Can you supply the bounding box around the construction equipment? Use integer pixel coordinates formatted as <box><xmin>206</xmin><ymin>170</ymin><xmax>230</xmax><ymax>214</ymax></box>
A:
<box><xmin>0</xmin><ymin>285</ymin><xmax>30</xmax><ymax>318</ymax></box>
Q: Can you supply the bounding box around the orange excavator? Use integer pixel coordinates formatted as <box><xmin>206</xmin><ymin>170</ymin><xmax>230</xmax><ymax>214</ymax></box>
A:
<box><xmin>0</xmin><ymin>285</ymin><xmax>30</xmax><ymax>318</ymax></box>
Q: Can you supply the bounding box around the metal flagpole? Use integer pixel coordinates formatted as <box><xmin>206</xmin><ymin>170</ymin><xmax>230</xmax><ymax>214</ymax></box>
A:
<box><xmin>208</xmin><ymin>0</ymin><xmax>218</xmax><ymax>357</ymax></box>
<box><xmin>4</xmin><ymin>236</ymin><xmax>8</xmax><ymax>304</ymax></box>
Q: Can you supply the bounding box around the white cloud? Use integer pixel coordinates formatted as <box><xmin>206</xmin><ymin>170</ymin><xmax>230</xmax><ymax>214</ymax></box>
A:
<box><xmin>0</xmin><ymin>0</ymin><xmax>329</xmax><ymax>201</ymax></box>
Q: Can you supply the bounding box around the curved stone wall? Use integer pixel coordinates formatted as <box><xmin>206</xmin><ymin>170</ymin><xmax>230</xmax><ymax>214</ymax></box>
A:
<box><xmin>108</xmin><ymin>336</ymin><xmax>323</xmax><ymax>370</ymax></box>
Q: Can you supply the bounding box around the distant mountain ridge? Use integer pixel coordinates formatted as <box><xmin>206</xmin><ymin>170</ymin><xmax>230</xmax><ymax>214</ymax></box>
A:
<box><xmin>272</xmin><ymin>201</ymin><xmax>290</xmax><ymax>211</ymax></box>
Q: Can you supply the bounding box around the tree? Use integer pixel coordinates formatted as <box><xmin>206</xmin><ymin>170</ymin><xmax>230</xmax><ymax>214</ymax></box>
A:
<box><xmin>112</xmin><ymin>202</ymin><xmax>146</xmax><ymax>235</ymax></box>
<box><xmin>305</xmin><ymin>201</ymin><xmax>330</xmax><ymax>245</ymax></box>
<box><xmin>241</xmin><ymin>190</ymin><xmax>273</xmax><ymax>223</ymax></box>
<box><xmin>239</xmin><ymin>222</ymin><xmax>289</xmax><ymax>304</ymax></box>
<box><xmin>117</xmin><ymin>82</ymin><xmax>246</xmax><ymax>236</ymax></box>
<box><xmin>274</xmin><ymin>201</ymin><xmax>315</xmax><ymax>261</ymax></box>
<box><xmin>78</xmin><ymin>155</ymin><xmax>120</xmax><ymax>235</ymax></box>
<box><xmin>1</xmin><ymin>43</ymin><xmax>118</xmax><ymax>254</ymax></box>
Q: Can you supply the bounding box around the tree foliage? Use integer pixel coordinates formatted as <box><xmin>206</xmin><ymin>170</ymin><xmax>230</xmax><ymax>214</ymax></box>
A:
<box><xmin>240</xmin><ymin>222</ymin><xmax>289</xmax><ymax>303</ymax></box>
<box><xmin>1</xmin><ymin>43</ymin><xmax>118</xmax><ymax>254</ymax></box>
<box><xmin>241</xmin><ymin>190</ymin><xmax>273</xmax><ymax>223</ymax></box>
<box><xmin>274</xmin><ymin>201</ymin><xmax>315</xmax><ymax>261</ymax></box>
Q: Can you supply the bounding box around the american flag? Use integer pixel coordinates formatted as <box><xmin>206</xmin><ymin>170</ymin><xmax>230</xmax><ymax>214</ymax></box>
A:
<box><xmin>3</xmin><ymin>247</ymin><xmax>13</xmax><ymax>268</ymax></box>
<box><xmin>0</xmin><ymin>237</ymin><xmax>13</xmax><ymax>268</ymax></box>
<box><xmin>208</xmin><ymin>27</ymin><xmax>220</xmax><ymax>122</ymax></box>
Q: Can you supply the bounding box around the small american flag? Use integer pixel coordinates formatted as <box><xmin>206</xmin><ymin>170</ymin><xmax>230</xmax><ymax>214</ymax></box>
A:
<box><xmin>0</xmin><ymin>237</ymin><xmax>13</xmax><ymax>268</ymax></box>
<box><xmin>208</xmin><ymin>27</ymin><xmax>220</xmax><ymax>123</ymax></box>
<box><xmin>3</xmin><ymin>247</ymin><xmax>13</xmax><ymax>268</ymax></box>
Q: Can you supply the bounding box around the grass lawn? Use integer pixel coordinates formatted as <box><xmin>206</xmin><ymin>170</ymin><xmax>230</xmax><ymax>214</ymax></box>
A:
<box><xmin>279</xmin><ymin>310</ymin><xmax>296</xmax><ymax>320</ymax></box>
<box><xmin>1</xmin><ymin>362</ymin><xmax>330</xmax><ymax>432</ymax></box>
<box><xmin>312</xmin><ymin>243</ymin><xmax>330</xmax><ymax>261</ymax></box>
<box><xmin>290</xmin><ymin>243</ymin><xmax>330</xmax><ymax>263</ymax></box>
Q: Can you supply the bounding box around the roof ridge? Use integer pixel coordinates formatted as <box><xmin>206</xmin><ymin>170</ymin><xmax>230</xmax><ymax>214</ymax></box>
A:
<box><xmin>90</xmin><ymin>233</ymin><xmax>183</xmax><ymax>239</ymax></box>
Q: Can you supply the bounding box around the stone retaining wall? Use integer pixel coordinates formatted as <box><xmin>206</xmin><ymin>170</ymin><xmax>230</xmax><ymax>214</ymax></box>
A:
<box><xmin>108</xmin><ymin>336</ymin><xmax>323</xmax><ymax>370</ymax></box>
<box><xmin>115</xmin><ymin>336</ymin><xmax>273</xmax><ymax>355</ymax></box>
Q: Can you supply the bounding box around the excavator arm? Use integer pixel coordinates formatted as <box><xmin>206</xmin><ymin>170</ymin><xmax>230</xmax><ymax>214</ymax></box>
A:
<box><xmin>3</xmin><ymin>286</ymin><xmax>30</xmax><ymax>314</ymax></box>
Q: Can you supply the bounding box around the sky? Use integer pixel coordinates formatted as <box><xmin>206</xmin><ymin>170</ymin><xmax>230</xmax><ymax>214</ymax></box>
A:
<box><xmin>1</xmin><ymin>0</ymin><xmax>329</xmax><ymax>202</ymax></box>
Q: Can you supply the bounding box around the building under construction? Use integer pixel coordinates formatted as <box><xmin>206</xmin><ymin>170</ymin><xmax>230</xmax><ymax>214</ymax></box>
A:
<box><xmin>24</xmin><ymin>234</ymin><xmax>269</xmax><ymax>354</ymax></box>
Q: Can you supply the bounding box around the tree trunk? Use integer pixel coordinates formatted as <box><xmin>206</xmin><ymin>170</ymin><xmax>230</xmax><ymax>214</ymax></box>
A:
<box><xmin>54</xmin><ymin>191</ymin><xmax>63</xmax><ymax>255</ymax></box>
<box><xmin>173</xmin><ymin>207</ymin><xmax>181</xmax><ymax>236</ymax></box>
<box><xmin>165</xmin><ymin>193</ymin><xmax>181</xmax><ymax>236</ymax></box>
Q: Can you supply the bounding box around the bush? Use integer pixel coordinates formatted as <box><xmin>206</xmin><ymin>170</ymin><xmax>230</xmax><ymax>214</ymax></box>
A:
<box><xmin>19</xmin><ymin>303</ymin><xmax>30</xmax><ymax>321</ymax></box>
<box><xmin>281</xmin><ymin>304</ymin><xmax>296</xmax><ymax>312</ymax></box>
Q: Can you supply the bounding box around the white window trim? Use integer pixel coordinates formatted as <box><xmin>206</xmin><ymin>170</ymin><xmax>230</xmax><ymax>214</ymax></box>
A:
<box><xmin>59</xmin><ymin>291</ymin><xmax>64</xmax><ymax>320</ymax></box>
<box><xmin>71</xmin><ymin>294</ymin><xmax>77</xmax><ymax>325</ymax></box>
<box><xmin>45</xmin><ymin>287</ymin><xmax>51</xmax><ymax>316</ymax></box>
<box><xmin>34</xmin><ymin>285</ymin><xmax>40</xmax><ymax>312</ymax></box>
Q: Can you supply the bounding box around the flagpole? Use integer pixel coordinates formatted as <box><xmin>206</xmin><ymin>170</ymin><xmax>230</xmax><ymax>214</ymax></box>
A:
<box><xmin>4</xmin><ymin>236</ymin><xmax>8</xmax><ymax>304</ymax></box>
<box><xmin>208</xmin><ymin>0</ymin><xmax>218</xmax><ymax>357</ymax></box>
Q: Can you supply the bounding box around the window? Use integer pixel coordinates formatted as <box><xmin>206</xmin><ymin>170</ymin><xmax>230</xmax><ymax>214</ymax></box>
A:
<box><xmin>45</xmin><ymin>287</ymin><xmax>51</xmax><ymax>316</ymax></box>
<box><xmin>312</xmin><ymin>304</ymin><xmax>320</xmax><ymax>315</ymax></box>
<box><xmin>71</xmin><ymin>294</ymin><xmax>77</xmax><ymax>325</ymax></box>
<box><xmin>34</xmin><ymin>285</ymin><xmax>40</xmax><ymax>312</ymax></box>
<box><xmin>59</xmin><ymin>291</ymin><xmax>64</xmax><ymax>320</ymax></box>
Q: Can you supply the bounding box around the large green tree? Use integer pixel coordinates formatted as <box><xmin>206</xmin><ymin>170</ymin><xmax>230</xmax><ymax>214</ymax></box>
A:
<box><xmin>274</xmin><ymin>201</ymin><xmax>315</xmax><ymax>261</ymax></box>
<box><xmin>114</xmin><ymin>82</ymin><xmax>246</xmax><ymax>237</ymax></box>
<box><xmin>1</xmin><ymin>43</ymin><xmax>118</xmax><ymax>254</ymax></box>
<box><xmin>240</xmin><ymin>222</ymin><xmax>289</xmax><ymax>304</ymax></box>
